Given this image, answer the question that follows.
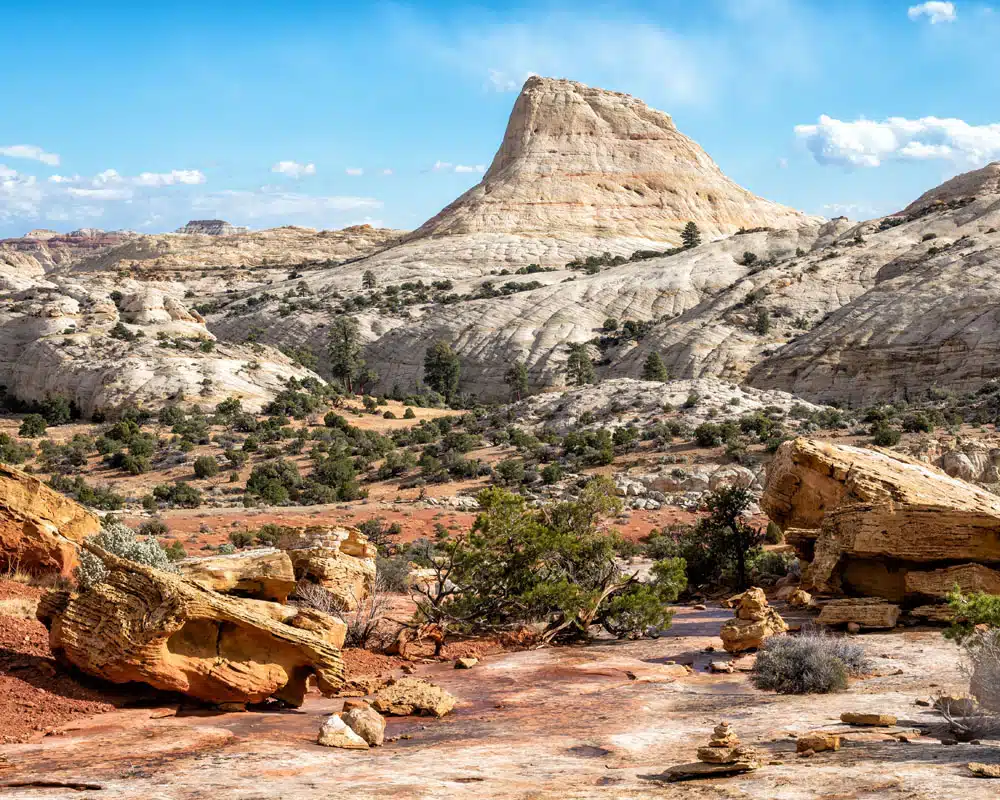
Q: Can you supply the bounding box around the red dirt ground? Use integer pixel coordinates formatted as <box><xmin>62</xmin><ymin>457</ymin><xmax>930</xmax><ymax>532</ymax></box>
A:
<box><xmin>0</xmin><ymin>580</ymin><xmax>115</xmax><ymax>744</ymax></box>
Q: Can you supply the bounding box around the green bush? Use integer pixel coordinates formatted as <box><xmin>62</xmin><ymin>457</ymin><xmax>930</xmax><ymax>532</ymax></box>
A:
<box><xmin>751</xmin><ymin>634</ymin><xmax>871</xmax><ymax>694</ymax></box>
<box><xmin>404</xmin><ymin>407</ymin><xmax>416</xmax><ymax>419</ymax></box>
<box><xmin>193</xmin><ymin>455</ymin><xmax>220</xmax><ymax>479</ymax></box>
<box><xmin>245</xmin><ymin>459</ymin><xmax>301</xmax><ymax>505</ymax></box>
<box><xmin>413</xmin><ymin>478</ymin><xmax>686</xmax><ymax>640</ymax></box>
<box><xmin>765</xmin><ymin>521</ymin><xmax>784</xmax><ymax>544</ymax></box>
<box><xmin>540</xmin><ymin>462</ymin><xmax>564</xmax><ymax>485</ymax></box>
<box><xmin>228</xmin><ymin>530</ymin><xmax>256</xmax><ymax>548</ymax></box>
<box><xmin>19</xmin><ymin>414</ymin><xmax>47</xmax><ymax>438</ymax></box>
<box><xmin>871</xmin><ymin>422</ymin><xmax>901</xmax><ymax>446</ymax></box>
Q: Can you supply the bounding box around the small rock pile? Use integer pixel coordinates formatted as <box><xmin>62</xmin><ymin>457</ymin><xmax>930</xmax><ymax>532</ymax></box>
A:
<box><xmin>719</xmin><ymin>588</ymin><xmax>788</xmax><ymax>653</ymax></box>
<box><xmin>667</xmin><ymin>722</ymin><xmax>761</xmax><ymax>781</ymax></box>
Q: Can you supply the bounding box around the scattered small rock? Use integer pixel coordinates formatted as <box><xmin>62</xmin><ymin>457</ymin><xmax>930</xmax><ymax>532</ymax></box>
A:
<box><xmin>371</xmin><ymin>677</ymin><xmax>457</xmax><ymax>718</ymax></box>
<box><xmin>796</xmin><ymin>733</ymin><xmax>840</xmax><ymax>754</ymax></box>
<box><xmin>342</xmin><ymin>704</ymin><xmax>386</xmax><ymax>747</ymax></box>
<box><xmin>692</xmin><ymin>604</ymin><xmax>707</xmax><ymax>611</ymax></box>
<box><xmin>318</xmin><ymin>715</ymin><xmax>369</xmax><ymax>750</ymax></box>
<box><xmin>969</xmin><ymin>762</ymin><xmax>1000</xmax><ymax>778</ymax></box>
<box><xmin>840</xmin><ymin>712</ymin><xmax>897</xmax><ymax>727</ymax></box>
<box><xmin>455</xmin><ymin>657</ymin><xmax>478</xmax><ymax>670</ymax></box>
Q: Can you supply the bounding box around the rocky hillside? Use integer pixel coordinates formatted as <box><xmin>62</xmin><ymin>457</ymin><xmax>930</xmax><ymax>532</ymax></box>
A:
<box><xmin>205</xmin><ymin>76</ymin><xmax>820</xmax><ymax>399</ymax></box>
<box><xmin>0</xmin><ymin>279</ymin><xmax>318</xmax><ymax>415</ymax></box>
<box><xmin>746</xmin><ymin>162</ymin><xmax>1000</xmax><ymax>404</ymax></box>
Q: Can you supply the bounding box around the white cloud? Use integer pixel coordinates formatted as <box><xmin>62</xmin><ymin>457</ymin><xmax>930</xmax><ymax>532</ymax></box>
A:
<box><xmin>271</xmin><ymin>160</ymin><xmax>317</xmax><ymax>178</ymax></box>
<box><xmin>381</xmin><ymin>168</ymin><xmax>393</xmax><ymax>175</ymax></box>
<box><xmin>795</xmin><ymin>114</ymin><xmax>1000</xmax><ymax>167</ymax></box>
<box><xmin>133</xmin><ymin>169</ymin><xmax>206</xmax><ymax>187</ymax></box>
<box><xmin>0</xmin><ymin>144</ymin><xmax>60</xmax><ymax>166</ymax></box>
<box><xmin>431</xmin><ymin>160</ymin><xmax>453</xmax><ymax>171</ymax></box>
<box><xmin>67</xmin><ymin>187</ymin><xmax>134</xmax><ymax>200</ymax></box>
<box><xmin>454</xmin><ymin>164</ymin><xmax>486</xmax><ymax>173</ymax></box>
<box><xmin>777</xmin><ymin>157</ymin><xmax>789</xmax><ymax>169</ymax></box>
<box><xmin>345</xmin><ymin>167</ymin><xmax>364</xmax><ymax>176</ymax></box>
<box><xmin>48</xmin><ymin>174</ymin><xmax>81</xmax><ymax>184</ymax></box>
<box><xmin>487</xmin><ymin>68</ymin><xmax>523</xmax><ymax>92</ymax></box>
<box><xmin>908</xmin><ymin>2</ymin><xmax>957</xmax><ymax>24</ymax></box>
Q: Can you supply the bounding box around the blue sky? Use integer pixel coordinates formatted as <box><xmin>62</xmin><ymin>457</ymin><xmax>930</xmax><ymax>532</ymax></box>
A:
<box><xmin>2</xmin><ymin>0</ymin><xmax>999</xmax><ymax>237</ymax></box>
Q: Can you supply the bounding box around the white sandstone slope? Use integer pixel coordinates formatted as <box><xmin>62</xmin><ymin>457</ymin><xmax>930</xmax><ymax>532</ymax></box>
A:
<box><xmin>410</xmin><ymin>76</ymin><xmax>812</xmax><ymax>248</ymax></box>
<box><xmin>745</xmin><ymin>162</ymin><xmax>1000</xmax><ymax>404</ymax></box>
<box><xmin>0</xmin><ymin>279</ymin><xmax>320</xmax><ymax>416</ymax></box>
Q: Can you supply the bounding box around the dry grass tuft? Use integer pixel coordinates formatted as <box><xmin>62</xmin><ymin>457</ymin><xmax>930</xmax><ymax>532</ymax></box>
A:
<box><xmin>0</xmin><ymin>597</ymin><xmax>39</xmax><ymax>619</ymax></box>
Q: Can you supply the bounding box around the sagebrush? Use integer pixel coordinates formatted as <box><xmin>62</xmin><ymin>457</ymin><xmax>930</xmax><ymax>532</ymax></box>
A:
<box><xmin>751</xmin><ymin>633</ymin><xmax>871</xmax><ymax>694</ymax></box>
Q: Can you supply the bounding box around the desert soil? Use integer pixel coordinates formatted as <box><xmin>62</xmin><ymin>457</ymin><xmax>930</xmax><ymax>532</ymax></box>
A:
<box><xmin>1</xmin><ymin>605</ymin><xmax>995</xmax><ymax>799</ymax></box>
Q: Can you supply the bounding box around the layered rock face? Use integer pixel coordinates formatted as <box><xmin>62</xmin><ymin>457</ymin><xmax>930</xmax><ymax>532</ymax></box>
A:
<box><xmin>763</xmin><ymin>437</ymin><xmax>1000</xmax><ymax>604</ymax></box>
<box><xmin>283</xmin><ymin>526</ymin><xmax>377</xmax><ymax>611</ymax></box>
<box><xmin>174</xmin><ymin>219</ymin><xmax>249</xmax><ymax>236</ymax></box>
<box><xmin>178</xmin><ymin>548</ymin><xmax>297</xmax><ymax>603</ymax></box>
<box><xmin>38</xmin><ymin>545</ymin><xmax>346</xmax><ymax>706</ymax></box>
<box><xmin>747</xmin><ymin>163</ymin><xmax>1000</xmax><ymax>404</ymax></box>
<box><xmin>0</xmin><ymin>464</ymin><xmax>101</xmax><ymax>575</ymax></box>
<box><xmin>410</xmin><ymin>76</ymin><xmax>811</xmax><ymax>247</ymax></box>
<box><xmin>66</xmin><ymin>224</ymin><xmax>404</xmax><ymax>276</ymax></box>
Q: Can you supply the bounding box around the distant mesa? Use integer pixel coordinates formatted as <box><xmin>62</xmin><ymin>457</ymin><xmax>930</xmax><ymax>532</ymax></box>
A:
<box><xmin>175</xmin><ymin>219</ymin><xmax>250</xmax><ymax>236</ymax></box>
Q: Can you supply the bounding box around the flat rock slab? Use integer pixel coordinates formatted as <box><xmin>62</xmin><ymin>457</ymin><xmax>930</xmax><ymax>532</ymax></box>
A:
<box><xmin>664</xmin><ymin>761</ymin><xmax>758</xmax><ymax>781</ymax></box>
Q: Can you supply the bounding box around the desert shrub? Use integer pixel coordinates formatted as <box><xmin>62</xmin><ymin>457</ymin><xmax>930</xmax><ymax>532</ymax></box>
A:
<box><xmin>137</xmin><ymin>518</ymin><xmax>169</xmax><ymax>537</ymax></box>
<box><xmin>252</xmin><ymin>523</ymin><xmax>296</xmax><ymax>547</ymax></box>
<box><xmin>748</xmin><ymin>549</ymin><xmax>796</xmax><ymax>583</ymax></box>
<box><xmin>751</xmin><ymin>633</ymin><xmax>871</xmax><ymax>694</ymax></box>
<box><xmin>228</xmin><ymin>529</ymin><xmax>256</xmax><ymax>548</ymax></box>
<box><xmin>193</xmin><ymin>455</ymin><xmax>220</xmax><ymax>479</ymax></box>
<box><xmin>376</xmin><ymin>555</ymin><xmax>412</xmax><ymax>592</ymax></box>
<box><xmin>245</xmin><ymin>459</ymin><xmax>301</xmax><ymax>505</ymax></box>
<box><xmin>49</xmin><ymin>475</ymin><xmax>124</xmax><ymax>510</ymax></box>
<box><xmin>403</xmin><ymin>407</ymin><xmax>416</xmax><ymax>419</ymax></box>
<box><xmin>163</xmin><ymin>540</ymin><xmax>187</xmax><ymax>561</ymax></box>
<box><xmin>358</xmin><ymin>517</ymin><xmax>403</xmax><ymax>555</ymax></box>
<box><xmin>224</xmin><ymin>448</ymin><xmax>248</xmax><ymax>468</ymax></box>
<box><xmin>218</xmin><ymin>543</ymin><xmax>236</xmax><ymax>555</ymax></box>
<box><xmin>75</xmin><ymin>522</ymin><xmax>178</xmax><ymax>590</ymax></box>
<box><xmin>290</xmin><ymin>579</ymin><xmax>346</xmax><ymax>614</ymax></box>
<box><xmin>0</xmin><ymin>433</ymin><xmax>34</xmax><ymax>464</ymax></box>
<box><xmin>19</xmin><ymin>414</ymin><xmax>47</xmax><ymax>438</ymax></box>
<box><xmin>540</xmin><ymin>462</ymin><xmax>564</xmax><ymax>485</ymax></box>
<box><xmin>871</xmin><ymin>422</ymin><xmax>901</xmax><ymax>446</ymax></box>
<box><xmin>151</xmin><ymin>481</ymin><xmax>203</xmax><ymax>508</ymax></box>
<box><xmin>494</xmin><ymin>457</ymin><xmax>526</xmax><ymax>485</ymax></box>
<box><xmin>902</xmin><ymin>412</ymin><xmax>934</xmax><ymax>433</ymax></box>
<box><xmin>413</xmin><ymin>478</ymin><xmax>686</xmax><ymax>640</ymax></box>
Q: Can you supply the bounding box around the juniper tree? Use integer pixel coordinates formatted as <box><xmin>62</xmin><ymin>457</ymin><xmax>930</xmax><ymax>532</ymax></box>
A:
<box><xmin>642</xmin><ymin>351</ymin><xmax>669</xmax><ymax>382</ymax></box>
<box><xmin>424</xmin><ymin>340</ymin><xmax>461</xmax><ymax>401</ymax></box>
<box><xmin>566</xmin><ymin>343</ymin><xmax>595</xmax><ymax>386</ymax></box>
<box><xmin>681</xmin><ymin>221</ymin><xmax>701</xmax><ymax>249</ymax></box>
<box><xmin>504</xmin><ymin>360</ymin><xmax>529</xmax><ymax>401</ymax></box>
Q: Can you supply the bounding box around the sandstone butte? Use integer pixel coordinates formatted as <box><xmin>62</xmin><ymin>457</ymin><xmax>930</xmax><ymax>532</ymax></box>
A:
<box><xmin>0</xmin><ymin>462</ymin><xmax>101</xmax><ymax>575</ymax></box>
<box><xmin>762</xmin><ymin>437</ymin><xmax>1000</xmax><ymax>604</ymax></box>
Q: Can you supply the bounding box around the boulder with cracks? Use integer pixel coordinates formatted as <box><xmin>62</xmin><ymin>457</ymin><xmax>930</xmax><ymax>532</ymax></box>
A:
<box><xmin>36</xmin><ymin>542</ymin><xmax>345</xmax><ymax>706</ymax></box>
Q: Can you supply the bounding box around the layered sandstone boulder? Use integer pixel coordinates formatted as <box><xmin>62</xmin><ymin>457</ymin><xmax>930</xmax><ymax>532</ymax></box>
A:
<box><xmin>37</xmin><ymin>543</ymin><xmax>345</xmax><ymax>705</ymax></box>
<box><xmin>0</xmin><ymin>464</ymin><xmax>101</xmax><ymax>575</ymax></box>
<box><xmin>177</xmin><ymin>548</ymin><xmax>297</xmax><ymax>603</ymax></box>
<box><xmin>283</xmin><ymin>526</ymin><xmax>377</xmax><ymax>611</ymax></box>
<box><xmin>763</xmin><ymin>437</ymin><xmax>1000</xmax><ymax>604</ymax></box>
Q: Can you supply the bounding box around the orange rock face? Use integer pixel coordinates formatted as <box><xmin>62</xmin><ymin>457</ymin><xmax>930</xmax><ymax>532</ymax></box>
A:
<box><xmin>37</xmin><ymin>545</ymin><xmax>345</xmax><ymax>706</ymax></box>
<box><xmin>0</xmin><ymin>464</ymin><xmax>101</xmax><ymax>576</ymax></box>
